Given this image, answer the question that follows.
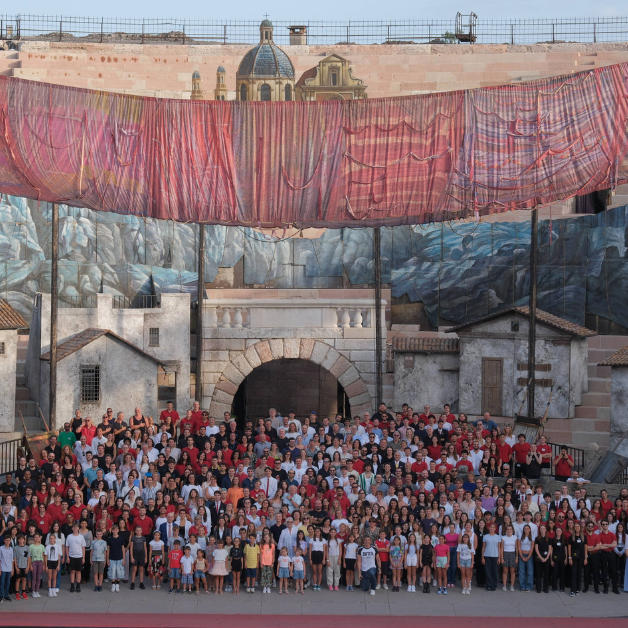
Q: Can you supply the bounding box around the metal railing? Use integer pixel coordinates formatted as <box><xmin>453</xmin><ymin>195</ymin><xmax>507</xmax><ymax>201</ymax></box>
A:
<box><xmin>548</xmin><ymin>442</ymin><xmax>585</xmax><ymax>472</ymax></box>
<box><xmin>0</xmin><ymin>438</ymin><xmax>23</xmax><ymax>476</ymax></box>
<box><xmin>112</xmin><ymin>294</ymin><xmax>160</xmax><ymax>309</ymax></box>
<box><xmin>617</xmin><ymin>467</ymin><xmax>628</xmax><ymax>485</ymax></box>
<box><xmin>1</xmin><ymin>15</ymin><xmax>628</xmax><ymax>46</ymax></box>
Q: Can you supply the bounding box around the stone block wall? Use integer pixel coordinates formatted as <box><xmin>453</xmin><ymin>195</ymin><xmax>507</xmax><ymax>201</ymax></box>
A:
<box><xmin>203</xmin><ymin>334</ymin><xmax>390</xmax><ymax>422</ymax></box>
<box><xmin>7</xmin><ymin>41</ymin><xmax>628</xmax><ymax>100</ymax></box>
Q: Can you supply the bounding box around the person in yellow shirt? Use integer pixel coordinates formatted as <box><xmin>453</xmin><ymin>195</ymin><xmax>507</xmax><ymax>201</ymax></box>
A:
<box><xmin>243</xmin><ymin>534</ymin><xmax>260</xmax><ymax>593</ymax></box>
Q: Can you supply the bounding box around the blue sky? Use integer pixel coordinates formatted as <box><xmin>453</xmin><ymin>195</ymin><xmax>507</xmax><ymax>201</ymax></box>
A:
<box><xmin>9</xmin><ymin>0</ymin><xmax>628</xmax><ymax>20</ymax></box>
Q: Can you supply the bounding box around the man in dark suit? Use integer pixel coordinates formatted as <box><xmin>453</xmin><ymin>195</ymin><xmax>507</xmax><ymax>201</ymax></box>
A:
<box><xmin>208</xmin><ymin>492</ymin><xmax>227</xmax><ymax>528</ymax></box>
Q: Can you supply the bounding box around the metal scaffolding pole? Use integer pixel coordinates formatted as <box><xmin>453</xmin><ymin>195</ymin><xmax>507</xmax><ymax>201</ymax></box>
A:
<box><xmin>374</xmin><ymin>227</ymin><xmax>383</xmax><ymax>404</ymax></box>
<box><xmin>196</xmin><ymin>224</ymin><xmax>205</xmax><ymax>404</ymax></box>
<box><xmin>49</xmin><ymin>203</ymin><xmax>59</xmax><ymax>430</ymax></box>
<box><xmin>527</xmin><ymin>208</ymin><xmax>538</xmax><ymax>419</ymax></box>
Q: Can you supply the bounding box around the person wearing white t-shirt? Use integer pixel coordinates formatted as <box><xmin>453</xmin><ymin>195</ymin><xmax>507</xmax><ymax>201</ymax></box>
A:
<box><xmin>65</xmin><ymin>523</ymin><xmax>86</xmax><ymax>593</ymax></box>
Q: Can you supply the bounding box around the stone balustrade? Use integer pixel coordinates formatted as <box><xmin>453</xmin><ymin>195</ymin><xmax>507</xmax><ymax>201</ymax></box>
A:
<box><xmin>204</xmin><ymin>300</ymin><xmax>375</xmax><ymax>331</ymax></box>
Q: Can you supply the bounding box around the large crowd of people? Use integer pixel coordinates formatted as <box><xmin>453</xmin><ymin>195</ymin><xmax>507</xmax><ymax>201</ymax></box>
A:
<box><xmin>1</xmin><ymin>401</ymin><xmax>627</xmax><ymax>604</ymax></box>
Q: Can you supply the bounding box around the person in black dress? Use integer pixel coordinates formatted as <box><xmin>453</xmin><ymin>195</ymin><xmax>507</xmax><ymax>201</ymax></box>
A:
<box><xmin>534</xmin><ymin>525</ymin><xmax>552</xmax><ymax>593</ymax></box>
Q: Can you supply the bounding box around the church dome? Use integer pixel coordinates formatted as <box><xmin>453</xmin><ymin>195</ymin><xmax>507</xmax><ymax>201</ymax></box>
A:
<box><xmin>237</xmin><ymin>43</ymin><xmax>295</xmax><ymax>79</ymax></box>
<box><xmin>217</xmin><ymin>65</ymin><xmax>226</xmax><ymax>73</ymax></box>
<box><xmin>192</xmin><ymin>70</ymin><xmax>201</xmax><ymax>79</ymax></box>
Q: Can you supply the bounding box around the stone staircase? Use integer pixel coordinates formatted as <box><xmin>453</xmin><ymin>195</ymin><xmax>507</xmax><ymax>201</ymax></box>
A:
<box><xmin>14</xmin><ymin>335</ymin><xmax>44</xmax><ymax>434</ymax></box>
<box><xmin>544</xmin><ymin>335</ymin><xmax>627</xmax><ymax>449</ymax></box>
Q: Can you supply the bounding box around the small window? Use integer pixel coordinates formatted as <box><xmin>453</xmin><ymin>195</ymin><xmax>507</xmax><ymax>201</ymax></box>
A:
<box><xmin>0</xmin><ymin>342</ymin><xmax>5</xmax><ymax>356</ymax></box>
<box><xmin>331</xmin><ymin>72</ymin><xmax>338</xmax><ymax>86</ymax></box>
<box><xmin>260</xmin><ymin>83</ymin><xmax>271</xmax><ymax>101</ymax></box>
<box><xmin>511</xmin><ymin>321</ymin><xmax>520</xmax><ymax>332</ymax></box>
<box><xmin>80</xmin><ymin>366</ymin><xmax>100</xmax><ymax>403</ymax></box>
<box><xmin>284</xmin><ymin>84</ymin><xmax>292</xmax><ymax>101</ymax></box>
<box><xmin>240</xmin><ymin>84</ymin><xmax>247</xmax><ymax>102</ymax></box>
<box><xmin>149</xmin><ymin>327</ymin><xmax>160</xmax><ymax>347</ymax></box>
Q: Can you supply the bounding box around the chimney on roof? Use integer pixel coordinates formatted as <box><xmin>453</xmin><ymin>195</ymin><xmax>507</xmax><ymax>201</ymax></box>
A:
<box><xmin>288</xmin><ymin>25</ymin><xmax>307</xmax><ymax>46</ymax></box>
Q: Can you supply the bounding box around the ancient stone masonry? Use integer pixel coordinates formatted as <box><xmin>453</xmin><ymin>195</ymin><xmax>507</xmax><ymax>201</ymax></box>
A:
<box><xmin>201</xmin><ymin>289</ymin><xmax>390</xmax><ymax>419</ymax></box>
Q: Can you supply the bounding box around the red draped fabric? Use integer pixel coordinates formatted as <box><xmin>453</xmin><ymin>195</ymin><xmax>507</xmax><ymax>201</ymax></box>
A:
<box><xmin>0</xmin><ymin>63</ymin><xmax>626</xmax><ymax>227</ymax></box>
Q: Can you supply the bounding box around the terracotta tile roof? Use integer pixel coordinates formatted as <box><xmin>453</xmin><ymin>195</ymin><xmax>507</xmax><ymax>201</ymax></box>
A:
<box><xmin>0</xmin><ymin>299</ymin><xmax>26</xmax><ymax>330</ymax></box>
<box><xmin>295</xmin><ymin>66</ymin><xmax>317</xmax><ymax>88</ymax></box>
<box><xmin>599</xmin><ymin>346</ymin><xmax>628</xmax><ymax>367</ymax></box>
<box><xmin>392</xmin><ymin>336</ymin><xmax>459</xmax><ymax>353</ymax></box>
<box><xmin>448</xmin><ymin>306</ymin><xmax>596</xmax><ymax>338</ymax></box>
<box><xmin>40</xmin><ymin>328</ymin><xmax>165</xmax><ymax>365</ymax></box>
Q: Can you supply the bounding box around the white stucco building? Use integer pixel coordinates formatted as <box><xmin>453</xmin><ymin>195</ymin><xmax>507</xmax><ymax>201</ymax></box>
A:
<box><xmin>450</xmin><ymin>307</ymin><xmax>594</xmax><ymax>419</ymax></box>
<box><xmin>0</xmin><ymin>300</ymin><xmax>26</xmax><ymax>432</ymax></box>
<box><xmin>25</xmin><ymin>292</ymin><xmax>191</xmax><ymax>428</ymax></box>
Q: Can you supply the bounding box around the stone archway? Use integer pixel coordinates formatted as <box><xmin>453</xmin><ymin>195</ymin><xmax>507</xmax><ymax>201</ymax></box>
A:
<box><xmin>209</xmin><ymin>338</ymin><xmax>372</xmax><ymax>420</ymax></box>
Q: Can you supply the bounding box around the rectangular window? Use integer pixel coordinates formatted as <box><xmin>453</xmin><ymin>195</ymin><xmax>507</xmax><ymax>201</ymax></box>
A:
<box><xmin>0</xmin><ymin>342</ymin><xmax>5</xmax><ymax>356</ymax></box>
<box><xmin>80</xmin><ymin>366</ymin><xmax>100</xmax><ymax>403</ymax></box>
<box><xmin>331</xmin><ymin>72</ymin><xmax>338</xmax><ymax>86</ymax></box>
<box><xmin>149</xmin><ymin>327</ymin><xmax>160</xmax><ymax>347</ymax></box>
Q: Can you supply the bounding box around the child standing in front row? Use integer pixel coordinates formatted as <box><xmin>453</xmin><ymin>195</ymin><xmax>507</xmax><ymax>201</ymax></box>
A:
<box><xmin>457</xmin><ymin>533</ymin><xmax>475</xmax><ymax>595</ymax></box>
<box><xmin>211</xmin><ymin>539</ymin><xmax>229</xmax><ymax>595</ymax></box>
<box><xmin>168</xmin><ymin>540</ymin><xmax>183</xmax><ymax>593</ymax></box>
<box><xmin>194</xmin><ymin>550</ymin><xmax>209</xmax><ymax>594</ymax></box>
<box><xmin>293</xmin><ymin>547</ymin><xmax>305</xmax><ymax>595</ymax></box>
<box><xmin>13</xmin><ymin>534</ymin><xmax>29</xmax><ymax>600</ymax></box>
<box><xmin>180</xmin><ymin>545</ymin><xmax>195</xmax><ymax>594</ymax></box>
<box><xmin>243</xmin><ymin>534</ymin><xmax>260</xmax><ymax>594</ymax></box>
<box><xmin>277</xmin><ymin>547</ymin><xmax>292</xmax><ymax>594</ymax></box>
<box><xmin>343</xmin><ymin>534</ymin><xmax>358</xmax><ymax>592</ymax></box>
<box><xmin>0</xmin><ymin>535</ymin><xmax>14</xmax><ymax>601</ymax></box>
<box><xmin>44</xmin><ymin>534</ymin><xmax>61</xmax><ymax>597</ymax></box>
<box><xmin>419</xmin><ymin>533</ymin><xmax>433</xmax><ymax>593</ymax></box>
<box><xmin>434</xmin><ymin>535</ymin><xmax>450</xmax><ymax>595</ymax></box>
<box><xmin>27</xmin><ymin>533</ymin><xmax>45</xmax><ymax>598</ymax></box>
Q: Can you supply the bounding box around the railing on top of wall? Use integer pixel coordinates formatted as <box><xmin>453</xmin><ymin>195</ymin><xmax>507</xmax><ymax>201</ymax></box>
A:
<box><xmin>1</xmin><ymin>15</ymin><xmax>628</xmax><ymax>46</ymax></box>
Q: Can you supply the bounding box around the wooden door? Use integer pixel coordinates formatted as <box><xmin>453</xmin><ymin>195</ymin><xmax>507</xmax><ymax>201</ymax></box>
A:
<box><xmin>482</xmin><ymin>358</ymin><xmax>503</xmax><ymax>416</ymax></box>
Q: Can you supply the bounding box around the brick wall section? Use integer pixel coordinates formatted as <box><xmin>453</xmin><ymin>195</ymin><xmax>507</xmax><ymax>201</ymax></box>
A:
<box><xmin>3</xmin><ymin>41</ymin><xmax>628</xmax><ymax>99</ymax></box>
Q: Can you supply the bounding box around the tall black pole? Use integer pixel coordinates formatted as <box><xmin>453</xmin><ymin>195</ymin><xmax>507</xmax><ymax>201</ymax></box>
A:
<box><xmin>49</xmin><ymin>203</ymin><xmax>59</xmax><ymax>431</ymax></box>
<box><xmin>195</xmin><ymin>224</ymin><xmax>205</xmax><ymax>404</ymax></box>
<box><xmin>527</xmin><ymin>208</ymin><xmax>538</xmax><ymax>419</ymax></box>
<box><xmin>374</xmin><ymin>227</ymin><xmax>383</xmax><ymax>404</ymax></box>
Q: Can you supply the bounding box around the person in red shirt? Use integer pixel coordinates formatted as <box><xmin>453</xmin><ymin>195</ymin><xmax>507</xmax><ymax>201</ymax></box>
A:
<box><xmin>76</xmin><ymin>417</ymin><xmax>97</xmax><ymax>446</ymax></box>
<box><xmin>553</xmin><ymin>446</ymin><xmax>574</xmax><ymax>482</ymax></box>
<box><xmin>179</xmin><ymin>411</ymin><xmax>195</xmax><ymax>435</ymax></box>
<box><xmin>411</xmin><ymin>454</ymin><xmax>428</xmax><ymax>474</ymax></box>
<box><xmin>168</xmin><ymin>540</ymin><xmax>184</xmax><ymax>592</ymax></box>
<box><xmin>512</xmin><ymin>434</ymin><xmax>531</xmax><ymax>478</ymax></box>
<box><xmin>597</xmin><ymin>520</ymin><xmax>620</xmax><ymax>594</ymax></box>
<box><xmin>181</xmin><ymin>436</ymin><xmax>200</xmax><ymax>465</ymax></box>
<box><xmin>418</xmin><ymin>405</ymin><xmax>431</xmax><ymax>425</ymax></box>
<box><xmin>584</xmin><ymin>522</ymin><xmax>600</xmax><ymax>593</ymax></box>
<box><xmin>190</xmin><ymin>401</ymin><xmax>203</xmax><ymax>434</ymax></box>
<box><xmin>34</xmin><ymin>504</ymin><xmax>52</xmax><ymax>535</ymax></box>
<box><xmin>536</xmin><ymin>435</ymin><xmax>552</xmax><ymax>470</ymax></box>
<box><xmin>46</xmin><ymin>494</ymin><xmax>64</xmax><ymax>524</ymax></box>
<box><xmin>133</xmin><ymin>506</ymin><xmax>154</xmax><ymax>537</ymax></box>
<box><xmin>159</xmin><ymin>401</ymin><xmax>180</xmax><ymax>429</ymax></box>
<box><xmin>496</xmin><ymin>433</ymin><xmax>513</xmax><ymax>467</ymax></box>
<box><xmin>599</xmin><ymin>489</ymin><xmax>614</xmax><ymax>517</ymax></box>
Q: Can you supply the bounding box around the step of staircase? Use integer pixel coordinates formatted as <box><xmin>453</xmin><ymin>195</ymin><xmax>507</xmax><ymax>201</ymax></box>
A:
<box><xmin>14</xmin><ymin>415</ymin><xmax>44</xmax><ymax>432</ymax></box>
